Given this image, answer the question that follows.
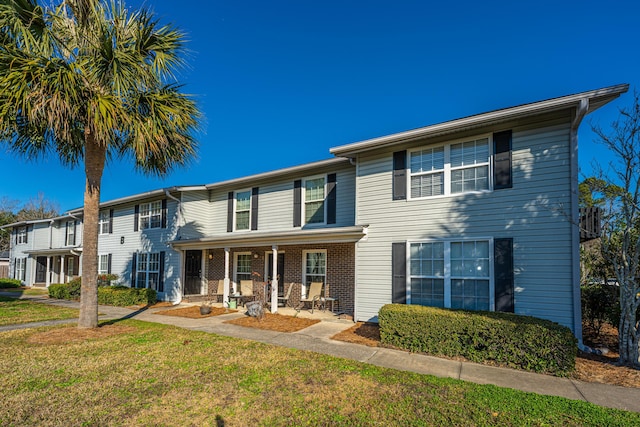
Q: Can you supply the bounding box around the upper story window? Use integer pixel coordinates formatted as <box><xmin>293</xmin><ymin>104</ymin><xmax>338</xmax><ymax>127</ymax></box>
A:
<box><xmin>65</xmin><ymin>221</ymin><xmax>76</xmax><ymax>246</ymax></box>
<box><xmin>140</xmin><ymin>201</ymin><xmax>162</xmax><ymax>230</ymax></box>
<box><xmin>16</xmin><ymin>226</ymin><xmax>27</xmax><ymax>244</ymax></box>
<box><xmin>409</xmin><ymin>136</ymin><xmax>490</xmax><ymax>199</ymax></box>
<box><xmin>235</xmin><ymin>190</ymin><xmax>251</xmax><ymax>231</ymax></box>
<box><xmin>99</xmin><ymin>210</ymin><xmax>111</xmax><ymax>234</ymax></box>
<box><xmin>304</xmin><ymin>176</ymin><xmax>326</xmax><ymax>224</ymax></box>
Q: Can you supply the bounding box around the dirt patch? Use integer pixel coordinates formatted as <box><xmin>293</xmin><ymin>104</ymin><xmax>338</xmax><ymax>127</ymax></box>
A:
<box><xmin>225</xmin><ymin>312</ymin><xmax>320</xmax><ymax>332</ymax></box>
<box><xmin>331</xmin><ymin>321</ymin><xmax>640</xmax><ymax>388</ymax></box>
<box><xmin>153</xmin><ymin>305</ymin><xmax>237</xmax><ymax>318</ymax></box>
<box><xmin>26</xmin><ymin>324</ymin><xmax>135</xmax><ymax>345</ymax></box>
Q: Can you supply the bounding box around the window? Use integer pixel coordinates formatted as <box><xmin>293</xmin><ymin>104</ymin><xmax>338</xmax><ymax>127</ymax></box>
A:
<box><xmin>136</xmin><ymin>252</ymin><xmax>160</xmax><ymax>289</ymax></box>
<box><xmin>409</xmin><ymin>239</ymin><xmax>492</xmax><ymax>311</ymax></box>
<box><xmin>140</xmin><ymin>201</ymin><xmax>162</xmax><ymax>230</ymax></box>
<box><xmin>303</xmin><ymin>250</ymin><xmax>326</xmax><ymax>297</ymax></box>
<box><xmin>65</xmin><ymin>221</ymin><xmax>76</xmax><ymax>246</ymax></box>
<box><xmin>234</xmin><ymin>253</ymin><xmax>252</xmax><ymax>284</ymax></box>
<box><xmin>409</xmin><ymin>137</ymin><xmax>490</xmax><ymax>199</ymax></box>
<box><xmin>99</xmin><ymin>211</ymin><xmax>110</xmax><ymax>234</ymax></box>
<box><xmin>235</xmin><ymin>190</ymin><xmax>251</xmax><ymax>231</ymax></box>
<box><xmin>16</xmin><ymin>226</ymin><xmax>27</xmax><ymax>244</ymax></box>
<box><xmin>15</xmin><ymin>258</ymin><xmax>26</xmax><ymax>281</ymax></box>
<box><xmin>98</xmin><ymin>254</ymin><xmax>110</xmax><ymax>275</ymax></box>
<box><xmin>304</xmin><ymin>177</ymin><xmax>325</xmax><ymax>224</ymax></box>
<box><xmin>67</xmin><ymin>257</ymin><xmax>76</xmax><ymax>277</ymax></box>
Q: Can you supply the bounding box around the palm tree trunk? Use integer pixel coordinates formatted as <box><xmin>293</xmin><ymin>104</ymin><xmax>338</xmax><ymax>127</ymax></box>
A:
<box><xmin>78</xmin><ymin>132</ymin><xmax>106</xmax><ymax>329</ymax></box>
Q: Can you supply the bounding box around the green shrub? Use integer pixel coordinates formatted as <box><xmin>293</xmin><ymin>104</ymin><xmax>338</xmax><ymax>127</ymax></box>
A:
<box><xmin>378</xmin><ymin>304</ymin><xmax>577</xmax><ymax>376</ymax></box>
<box><xmin>0</xmin><ymin>278</ymin><xmax>22</xmax><ymax>288</ymax></box>
<box><xmin>581</xmin><ymin>284</ymin><xmax>620</xmax><ymax>336</ymax></box>
<box><xmin>48</xmin><ymin>279</ymin><xmax>82</xmax><ymax>300</ymax></box>
<box><xmin>98</xmin><ymin>286</ymin><xmax>157</xmax><ymax>307</ymax></box>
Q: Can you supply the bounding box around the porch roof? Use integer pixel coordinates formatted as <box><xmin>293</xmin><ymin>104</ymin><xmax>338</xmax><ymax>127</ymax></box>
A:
<box><xmin>23</xmin><ymin>247</ymin><xmax>82</xmax><ymax>256</ymax></box>
<box><xmin>170</xmin><ymin>225</ymin><xmax>368</xmax><ymax>250</ymax></box>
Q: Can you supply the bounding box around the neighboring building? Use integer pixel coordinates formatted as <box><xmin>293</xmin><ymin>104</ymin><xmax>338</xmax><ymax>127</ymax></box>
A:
<box><xmin>0</xmin><ymin>251</ymin><xmax>9</xmax><ymax>278</ymax></box>
<box><xmin>1</xmin><ymin>84</ymin><xmax>629</xmax><ymax>342</ymax></box>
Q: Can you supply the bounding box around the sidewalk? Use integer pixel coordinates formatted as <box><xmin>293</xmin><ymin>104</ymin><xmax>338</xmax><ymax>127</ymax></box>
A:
<box><xmin>4</xmin><ymin>294</ymin><xmax>640</xmax><ymax>413</ymax></box>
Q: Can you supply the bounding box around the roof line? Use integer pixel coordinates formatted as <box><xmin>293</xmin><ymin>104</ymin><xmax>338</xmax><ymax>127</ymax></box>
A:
<box><xmin>330</xmin><ymin>84</ymin><xmax>629</xmax><ymax>156</ymax></box>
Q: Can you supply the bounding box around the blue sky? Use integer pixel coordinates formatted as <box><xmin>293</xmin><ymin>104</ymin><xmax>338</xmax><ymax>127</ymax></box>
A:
<box><xmin>1</xmin><ymin>0</ymin><xmax>638</xmax><ymax>211</ymax></box>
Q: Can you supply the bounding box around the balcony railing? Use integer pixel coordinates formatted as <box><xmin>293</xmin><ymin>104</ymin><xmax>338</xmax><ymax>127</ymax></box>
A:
<box><xmin>579</xmin><ymin>207</ymin><xmax>601</xmax><ymax>242</ymax></box>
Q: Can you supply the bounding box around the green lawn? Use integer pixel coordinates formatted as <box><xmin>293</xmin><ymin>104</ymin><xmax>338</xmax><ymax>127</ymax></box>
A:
<box><xmin>0</xmin><ymin>320</ymin><xmax>637</xmax><ymax>426</ymax></box>
<box><xmin>0</xmin><ymin>287</ymin><xmax>50</xmax><ymax>296</ymax></box>
<box><xmin>0</xmin><ymin>296</ymin><xmax>78</xmax><ymax>326</ymax></box>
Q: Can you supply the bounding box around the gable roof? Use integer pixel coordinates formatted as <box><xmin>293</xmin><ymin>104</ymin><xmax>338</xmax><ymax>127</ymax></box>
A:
<box><xmin>330</xmin><ymin>84</ymin><xmax>629</xmax><ymax>157</ymax></box>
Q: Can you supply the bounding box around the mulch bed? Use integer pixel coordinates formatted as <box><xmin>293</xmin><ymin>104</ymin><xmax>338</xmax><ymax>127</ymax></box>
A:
<box><xmin>224</xmin><ymin>312</ymin><xmax>320</xmax><ymax>332</ymax></box>
<box><xmin>331</xmin><ymin>321</ymin><xmax>640</xmax><ymax>388</ymax></box>
<box><xmin>153</xmin><ymin>305</ymin><xmax>237</xmax><ymax>318</ymax></box>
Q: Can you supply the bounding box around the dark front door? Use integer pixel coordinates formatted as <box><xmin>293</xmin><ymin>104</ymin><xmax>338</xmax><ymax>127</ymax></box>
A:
<box><xmin>184</xmin><ymin>250</ymin><xmax>203</xmax><ymax>295</ymax></box>
<box><xmin>267</xmin><ymin>253</ymin><xmax>285</xmax><ymax>295</ymax></box>
<box><xmin>36</xmin><ymin>256</ymin><xmax>47</xmax><ymax>283</ymax></box>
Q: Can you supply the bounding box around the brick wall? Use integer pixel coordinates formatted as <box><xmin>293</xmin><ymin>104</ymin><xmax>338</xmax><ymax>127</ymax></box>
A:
<box><xmin>204</xmin><ymin>243</ymin><xmax>355</xmax><ymax>314</ymax></box>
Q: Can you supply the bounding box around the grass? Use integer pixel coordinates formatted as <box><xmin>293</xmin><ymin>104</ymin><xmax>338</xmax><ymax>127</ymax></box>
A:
<box><xmin>0</xmin><ymin>320</ymin><xmax>638</xmax><ymax>426</ymax></box>
<box><xmin>0</xmin><ymin>287</ymin><xmax>50</xmax><ymax>296</ymax></box>
<box><xmin>0</xmin><ymin>296</ymin><xmax>78</xmax><ymax>326</ymax></box>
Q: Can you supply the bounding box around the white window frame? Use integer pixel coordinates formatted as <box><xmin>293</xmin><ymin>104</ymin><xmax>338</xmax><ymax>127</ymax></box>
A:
<box><xmin>65</xmin><ymin>221</ymin><xmax>75</xmax><ymax>246</ymax></box>
<box><xmin>15</xmin><ymin>257</ymin><xmax>26</xmax><ymax>281</ymax></box>
<box><xmin>234</xmin><ymin>189</ymin><xmax>252</xmax><ymax>231</ymax></box>
<box><xmin>233</xmin><ymin>252</ymin><xmax>252</xmax><ymax>292</ymax></box>
<box><xmin>136</xmin><ymin>252</ymin><xmax>160</xmax><ymax>290</ymax></box>
<box><xmin>16</xmin><ymin>226</ymin><xmax>27</xmax><ymax>244</ymax></box>
<box><xmin>302</xmin><ymin>249</ymin><xmax>327</xmax><ymax>298</ymax></box>
<box><xmin>99</xmin><ymin>211</ymin><xmax>110</xmax><ymax>235</ymax></box>
<box><xmin>407</xmin><ymin>238</ymin><xmax>494</xmax><ymax>311</ymax></box>
<box><xmin>98</xmin><ymin>254</ymin><xmax>110</xmax><ymax>275</ymax></box>
<box><xmin>140</xmin><ymin>201</ymin><xmax>162</xmax><ymax>230</ymax></box>
<box><xmin>302</xmin><ymin>175</ymin><xmax>327</xmax><ymax>226</ymax></box>
<box><xmin>408</xmin><ymin>134</ymin><xmax>492</xmax><ymax>200</ymax></box>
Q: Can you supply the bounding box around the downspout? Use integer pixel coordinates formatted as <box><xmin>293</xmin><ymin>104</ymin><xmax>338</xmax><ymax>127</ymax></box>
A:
<box><xmin>571</xmin><ymin>98</ymin><xmax>588</xmax><ymax>348</ymax></box>
<box><xmin>164</xmin><ymin>189</ymin><xmax>183</xmax><ymax>305</ymax></box>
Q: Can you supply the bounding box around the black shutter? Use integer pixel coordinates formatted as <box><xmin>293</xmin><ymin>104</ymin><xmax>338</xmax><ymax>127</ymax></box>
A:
<box><xmin>65</xmin><ymin>222</ymin><xmax>69</xmax><ymax>246</ymax></box>
<box><xmin>109</xmin><ymin>209</ymin><xmax>114</xmax><ymax>234</ymax></box>
<box><xmin>25</xmin><ymin>226</ymin><xmax>28</xmax><ymax>243</ymax></box>
<box><xmin>293</xmin><ymin>180</ymin><xmax>302</xmax><ymax>227</ymax></box>
<box><xmin>392</xmin><ymin>242</ymin><xmax>407</xmax><ymax>304</ymax></box>
<box><xmin>107</xmin><ymin>254</ymin><xmax>112</xmax><ymax>275</ymax></box>
<box><xmin>251</xmin><ymin>187</ymin><xmax>259</xmax><ymax>231</ymax></box>
<box><xmin>134</xmin><ymin>205</ymin><xmax>139</xmax><ymax>231</ymax></box>
<box><xmin>131</xmin><ymin>253</ymin><xmax>137</xmax><ymax>288</ymax></box>
<box><xmin>72</xmin><ymin>221</ymin><xmax>77</xmax><ymax>245</ymax></box>
<box><xmin>158</xmin><ymin>251</ymin><xmax>165</xmax><ymax>292</ymax></box>
<box><xmin>493</xmin><ymin>130</ymin><xmax>512</xmax><ymax>190</ymax></box>
<box><xmin>227</xmin><ymin>191</ymin><xmax>234</xmax><ymax>232</ymax></box>
<box><xmin>327</xmin><ymin>173</ymin><xmax>337</xmax><ymax>224</ymax></box>
<box><xmin>393</xmin><ymin>151</ymin><xmax>407</xmax><ymax>200</ymax></box>
<box><xmin>161</xmin><ymin>199</ymin><xmax>168</xmax><ymax>228</ymax></box>
<box><xmin>494</xmin><ymin>238</ymin><xmax>514</xmax><ymax>312</ymax></box>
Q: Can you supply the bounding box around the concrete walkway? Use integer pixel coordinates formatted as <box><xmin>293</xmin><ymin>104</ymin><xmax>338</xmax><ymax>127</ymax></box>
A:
<box><xmin>3</xmin><ymin>293</ymin><xmax>640</xmax><ymax>414</ymax></box>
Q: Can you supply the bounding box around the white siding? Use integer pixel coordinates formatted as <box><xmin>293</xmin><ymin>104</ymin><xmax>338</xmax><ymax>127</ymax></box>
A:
<box><xmin>354</xmin><ymin>120</ymin><xmax>576</xmax><ymax>330</ymax></box>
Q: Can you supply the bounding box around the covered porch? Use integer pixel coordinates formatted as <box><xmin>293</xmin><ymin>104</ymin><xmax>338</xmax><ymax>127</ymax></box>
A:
<box><xmin>171</xmin><ymin>226</ymin><xmax>367</xmax><ymax>315</ymax></box>
<box><xmin>23</xmin><ymin>248</ymin><xmax>81</xmax><ymax>287</ymax></box>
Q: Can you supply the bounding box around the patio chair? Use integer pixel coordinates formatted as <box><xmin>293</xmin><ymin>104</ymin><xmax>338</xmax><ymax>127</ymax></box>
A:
<box><xmin>299</xmin><ymin>282</ymin><xmax>323</xmax><ymax>313</ymax></box>
<box><xmin>278</xmin><ymin>282</ymin><xmax>295</xmax><ymax>307</ymax></box>
<box><xmin>211</xmin><ymin>279</ymin><xmax>224</xmax><ymax>302</ymax></box>
<box><xmin>239</xmin><ymin>280</ymin><xmax>255</xmax><ymax>306</ymax></box>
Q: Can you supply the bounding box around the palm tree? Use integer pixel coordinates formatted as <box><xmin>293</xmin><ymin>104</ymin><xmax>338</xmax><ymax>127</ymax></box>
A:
<box><xmin>0</xmin><ymin>0</ymin><xmax>201</xmax><ymax>328</ymax></box>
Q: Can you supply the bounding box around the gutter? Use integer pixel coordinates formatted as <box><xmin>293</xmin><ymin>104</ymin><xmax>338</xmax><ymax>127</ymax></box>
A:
<box><xmin>571</xmin><ymin>98</ymin><xmax>589</xmax><ymax>347</ymax></box>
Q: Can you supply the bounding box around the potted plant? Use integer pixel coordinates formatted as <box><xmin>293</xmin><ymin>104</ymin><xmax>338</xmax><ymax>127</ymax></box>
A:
<box><xmin>199</xmin><ymin>301</ymin><xmax>212</xmax><ymax>315</ymax></box>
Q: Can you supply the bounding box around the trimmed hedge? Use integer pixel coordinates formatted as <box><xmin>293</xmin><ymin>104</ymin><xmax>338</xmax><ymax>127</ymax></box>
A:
<box><xmin>98</xmin><ymin>286</ymin><xmax>156</xmax><ymax>306</ymax></box>
<box><xmin>49</xmin><ymin>279</ymin><xmax>156</xmax><ymax>307</ymax></box>
<box><xmin>0</xmin><ymin>278</ymin><xmax>22</xmax><ymax>288</ymax></box>
<box><xmin>378</xmin><ymin>304</ymin><xmax>577</xmax><ymax>376</ymax></box>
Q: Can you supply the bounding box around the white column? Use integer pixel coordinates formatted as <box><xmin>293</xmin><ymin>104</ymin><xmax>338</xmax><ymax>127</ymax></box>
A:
<box><xmin>271</xmin><ymin>245</ymin><xmax>278</xmax><ymax>313</ymax></box>
<box><xmin>45</xmin><ymin>256</ymin><xmax>51</xmax><ymax>287</ymax></box>
<box><xmin>60</xmin><ymin>256</ymin><xmax>66</xmax><ymax>284</ymax></box>
<box><xmin>223</xmin><ymin>247</ymin><xmax>230</xmax><ymax>306</ymax></box>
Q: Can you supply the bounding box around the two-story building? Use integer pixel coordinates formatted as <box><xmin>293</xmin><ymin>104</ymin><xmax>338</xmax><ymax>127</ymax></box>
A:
<box><xmin>3</xmin><ymin>84</ymin><xmax>629</xmax><ymax>341</ymax></box>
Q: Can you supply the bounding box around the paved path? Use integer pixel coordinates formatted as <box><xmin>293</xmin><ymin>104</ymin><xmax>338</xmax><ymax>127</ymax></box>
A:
<box><xmin>3</xmin><ymin>293</ymin><xmax>640</xmax><ymax>413</ymax></box>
